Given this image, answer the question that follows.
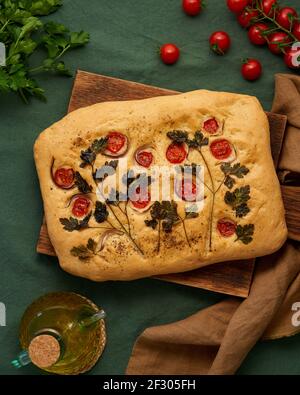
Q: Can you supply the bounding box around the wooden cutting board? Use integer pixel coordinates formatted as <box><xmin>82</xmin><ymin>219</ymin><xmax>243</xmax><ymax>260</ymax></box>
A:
<box><xmin>36</xmin><ymin>70</ymin><xmax>287</xmax><ymax>298</ymax></box>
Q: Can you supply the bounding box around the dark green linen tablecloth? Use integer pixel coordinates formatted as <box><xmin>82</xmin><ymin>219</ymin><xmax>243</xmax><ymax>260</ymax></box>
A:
<box><xmin>0</xmin><ymin>0</ymin><xmax>299</xmax><ymax>375</ymax></box>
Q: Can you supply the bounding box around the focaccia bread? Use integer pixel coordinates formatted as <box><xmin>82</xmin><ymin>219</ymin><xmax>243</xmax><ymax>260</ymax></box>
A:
<box><xmin>34</xmin><ymin>90</ymin><xmax>287</xmax><ymax>281</ymax></box>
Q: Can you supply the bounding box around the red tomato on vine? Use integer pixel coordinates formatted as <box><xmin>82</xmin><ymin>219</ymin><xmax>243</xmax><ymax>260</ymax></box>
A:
<box><xmin>209</xmin><ymin>31</ymin><xmax>231</xmax><ymax>55</ymax></box>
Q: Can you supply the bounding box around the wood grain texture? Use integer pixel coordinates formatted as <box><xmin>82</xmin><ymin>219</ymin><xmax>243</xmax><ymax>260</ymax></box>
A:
<box><xmin>36</xmin><ymin>70</ymin><xmax>287</xmax><ymax>298</ymax></box>
<box><xmin>281</xmin><ymin>185</ymin><xmax>300</xmax><ymax>242</ymax></box>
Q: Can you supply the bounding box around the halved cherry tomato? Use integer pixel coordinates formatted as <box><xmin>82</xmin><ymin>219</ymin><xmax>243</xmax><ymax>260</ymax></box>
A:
<box><xmin>106</xmin><ymin>132</ymin><xmax>126</xmax><ymax>154</ymax></box>
<box><xmin>178</xmin><ymin>179</ymin><xmax>197</xmax><ymax>202</ymax></box>
<box><xmin>136</xmin><ymin>151</ymin><xmax>153</xmax><ymax>168</ymax></box>
<box><xmin>203</xmin><ymin>118</ymin><xmax>219</xmax><ymax>134</ymax></box>
<box><xmin>54</xmin><ymin>168</ymin><xmax>74</xmax><ymax>189</ymax></box>
<box><xmin>72</xmin><ymin>196</ymin><xmax>91</xmax><ymax>217</ymax></box>
<box><xmin>217</xmin><ymin>218</ymin><xmax>237</xmax><ymax>237</ymax></box>
<box><xmin>166</xmin><ymin>142</ymin><xmax>187</xmax><ymax>164</ymax></box>
<box><xmin>210</xmin><ymin>139</ymin><xmax>233</xmax><ymax>160</ymax></box>
<box><xmin>130</xmin><ymin>187</ymin><xmax>151</xmax><ymax>210</ymax></box>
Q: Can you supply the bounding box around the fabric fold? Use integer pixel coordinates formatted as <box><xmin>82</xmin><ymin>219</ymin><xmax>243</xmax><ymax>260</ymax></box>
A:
<box><xmin>126</xmin><ymin>74</ymin><xmax>300</xmax><ymax>375</ymax></box>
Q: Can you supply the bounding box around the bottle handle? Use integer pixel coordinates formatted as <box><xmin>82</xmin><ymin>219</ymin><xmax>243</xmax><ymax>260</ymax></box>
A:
<box><xmin>11</xmin><ymin>351</ymin><xmax>32</xmax><ymax>369</ymax></box>
<box><xmin>79</xmin><ymin>309</ymin><xmax>106</xmax><ymax>328</ymax></box>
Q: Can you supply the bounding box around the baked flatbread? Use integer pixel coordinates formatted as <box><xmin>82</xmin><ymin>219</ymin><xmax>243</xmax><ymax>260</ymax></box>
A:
<box><xmin>34</xmin><ymin>90</ymin><xmax>287</xmax><ymax>281</ymax></box>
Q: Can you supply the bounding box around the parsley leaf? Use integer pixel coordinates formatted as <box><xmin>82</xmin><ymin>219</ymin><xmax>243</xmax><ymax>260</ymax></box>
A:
<box><xmin>221</xmin><ymin>163</ymin><xmax>249</xmax><ymax>190</ymax></box>
<box><xmin>74</xmin><ymin>172</ymin><xmax>92</xmax><ymax>194</ymax></box>
<box><xmin>94</xmin><ymin>201</ymin><xmax>109</xmax><ymax>224</ymax></box>
<box><xmin>80</xmin><ymin>138</ymin><xmax>108</xmax><ymax>167</ymax></box>
<box><xmin>224</xmin><ymin>185</ymin><xmax>251</xmax><ymax>218</ymax></box>
<box><xmin>167</xmin><ymin>130</ymin><xmax>189</xmax><ymax>144</ymax></box>
<box><xmin>70</xmin><ymin>245</ymin><xmax>91</xmax><ymax>261</ymax></box>
<box><xmin>71</xmin><ymin>237</ymin><xmax>97</xmax><ymax>261</ymax></box>
<box><xmin>235</xmin><ymin>224</ymin><xmax>254</xmax><ymax>244</ymax></box>
<box><xmin>60</xmin><ymin>213</ymin><xmax>91</xmax><ymax>232</ymax></box>
<box><xmin>95</xmin><ymin>160</ymin><xmax>118</xmax><ymax>182</ymax></box>
<box><xmin>0</xmin><ymin>0</ymin><xmax>89</xmax><ymax>102</ymax></box>
<box><xmin>87</xmin><ymin>238</ymin><xmax>97</xmax><ymax>253</ymax></box>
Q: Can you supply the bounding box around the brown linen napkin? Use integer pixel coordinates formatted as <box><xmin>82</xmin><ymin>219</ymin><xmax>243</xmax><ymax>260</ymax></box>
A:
<box><xmin>126</xmin><ymin>74</ymin><xmax>300</xmax><ymax>375</ymax></box>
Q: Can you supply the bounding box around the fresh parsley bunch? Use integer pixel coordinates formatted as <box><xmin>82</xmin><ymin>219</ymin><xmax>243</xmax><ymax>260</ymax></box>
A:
<box><xmin>0</xmin><ymin>0</ymin><xmax>89</xmax><ymax>102</ymax></box>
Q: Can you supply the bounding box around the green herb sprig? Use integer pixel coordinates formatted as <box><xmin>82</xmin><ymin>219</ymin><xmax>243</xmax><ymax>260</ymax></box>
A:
<box><xmin>235</xmin><ymin>224</ymin><xmax>254</xmax><ymax>245</ymax></box>
<box><xmin>0</xmin><ymin>0</ymin><xmax>89</xmax><ymax>102</ymax></box>
<box><xmin>145</xmin><ymin>200</ymin><xmax>196</xmax><ymax>251</ymax></box>
<box><xmin>70</xmin><ymin>238</ymin><xmax>97</xmax><ymax>261</ymax></box>
<box><xmin>224</xmin><ymin>185</ymin><xmax>251</xmax><ymax>218</ymax></box>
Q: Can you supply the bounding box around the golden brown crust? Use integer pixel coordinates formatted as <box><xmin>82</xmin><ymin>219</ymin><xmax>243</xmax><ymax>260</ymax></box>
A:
<box><xmin>34</xmin><ymin>90</ymin><xmax>287</xmax><ymax>281</ymax></box>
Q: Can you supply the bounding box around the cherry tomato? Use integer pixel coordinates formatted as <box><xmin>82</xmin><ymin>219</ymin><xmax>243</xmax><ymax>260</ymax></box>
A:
<box><xmin>237</xmin><ymin>9</ymin><xmax>259</xmax><ymax>28</ymax></box>
<box><xmin>227</xmin><ymin>0</ymin><xmax>248</xmax><ymax>13</ymax></box>
<box><xmin>276</xmin><ymin>7</ymin><xmax>298</xmax><ymax>30</ymax></box>
<box><xmin>241</xmin><ymin>58</ymin><xmax>262</xmax><ymax>81</ymax></box>
<box><xmin>248</xmin><ymin>23</ymin><xmax>269</xmax><ymax>45</ymax></box>
<box><xmin>166</xmin><ymin>142</ymin><xmax>187</xmax><ymax>164</ymax></box>
<box><xmin>268</xmin><ymin>32</ymin><xmax>290</xmax><ymax>55</ymax></box>
<box><xmin>210</xmin><ymin>139</ymin><xmax>233</xmax><ymax>160</ymax></box>
<box><xmin>131</xmin><ymin>187</ymin><xmax>151</xmax><ymax>210</ymax></box>
<box><xmin>72</xmin><ymin>196</ymin><xmax>91</xmax><ymax>217</ymax></box>
<box><xmin>284</xmin><ymin>47</ymin><xmax>300</xmax><ymax>70</ymax></box>
<box><xmin>209</xmin><ymin>31</ymin><xmax>231</xmax><ymax>55</ymax></box>
<box><xmin>178</xmin><ymin>179</ymin><xmax>197</xmax><ymax>202</ymax></box>
<box><xmin>217</xmin><ymin>218</ymin><xmax>237</xmax><ymax>237</ymax></box>
<box><xmin>203</xmin><ymin>118</ymin><xmax>219</xmax><ymax>134</ymax></box>
<box><xmin>261</xmin><ymin>0</ymin><xmax>278</xmax><ymax>16</ymax></box>
<box><xmin>106</xmin><ymin>131</ymin><xmax>126</xmax><ymax>154</ymax></box>
<box><xmin>160</xmin><ymin>43</ymin><xmax>180</xmax><ymax>65</ymax></box>
<box><xmin>54</xmin><ymin>167</ymin><xmax>74</xmax><ymax>189</ymax></box>
<box><xmin>292</xmin><ymin>22</ymin><xmax>300</xmax><ymax>41</ymax></box>
<box><xmin>182</xmin><ymin>0</ymin><xmax>202</xmax><ymax>16</ymax></box>
<box><xmin>136</xmin><ymin>151</ymin><xmax>153</xmax><ymax>168</ymax></box>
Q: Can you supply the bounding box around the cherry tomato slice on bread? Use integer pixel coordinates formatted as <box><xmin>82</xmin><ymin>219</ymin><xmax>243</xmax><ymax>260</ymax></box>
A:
<box><xmin>72</xmin><ymin>196</ymin><xmax>91</xmax><ymax>217</ymax></box>
<box><xmin>54</xmin><ymin>167</ymin><xmax>75</xmax><ymax>189</ymax></box>
<box><xmin>217</xmin><ymin>218</ymin><xmax>237</xmax><ymax>237</ymax></box>
<box><xmin>166</xmin><ymin>142</ymin><xmax>187</xmax><ymax>164</ymax></box>
<box><xmin>210</xmin><ymin>139</ymin><xmax>233</xmax><ymax>160</ymax></box>
<box><xmin>136</xmin><ymin>150</ymin><xmax>153</xmax><ymax>168</ymax></box>
<box><xmin>203</xmin><ymin>118</ymin><xmax>219</xmax><ymax>134</ymax></box>
<box><xmin>178</xmin><ymin>179</ymin><xmax>198</xmax><ymax>202</ymax></box>
<box><xmin>130</xmin><ymin>187</ymin><xmax>151</xmax><ymax>210</ymax></box>
<box><xmin>106</xmin><ymin>131</ymin><xmax>127</xmax><ymax>155</ymax></box>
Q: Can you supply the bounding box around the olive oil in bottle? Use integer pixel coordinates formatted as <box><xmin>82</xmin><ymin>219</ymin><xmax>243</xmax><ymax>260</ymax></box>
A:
<box><xmin>12</xmin><ymin>292</ymin><xmax>106</xmax><ymax>375</ymax></box>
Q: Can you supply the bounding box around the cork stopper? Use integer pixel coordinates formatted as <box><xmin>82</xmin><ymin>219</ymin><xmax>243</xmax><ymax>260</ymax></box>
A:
<box><xmin>28</xmin><ymin>335</ymin><xmax>61</xmax><ymax>369</ymax></box>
